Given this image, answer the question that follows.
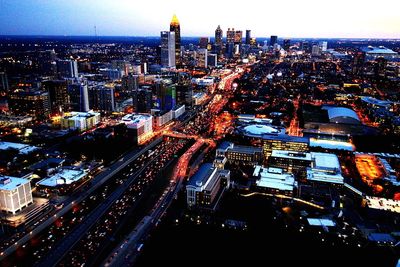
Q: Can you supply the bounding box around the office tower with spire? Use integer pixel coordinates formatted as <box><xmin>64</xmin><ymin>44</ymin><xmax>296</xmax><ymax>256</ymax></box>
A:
<box><xmin>170</xmin><ymin>14</ymin><xmax>181</xmax><ymax>66</ymax></box>
<box><xmin>160</xmin><ymin>31</ymin><xmax>176</xmax><ymax>68</ymax></box>
<box><xmin>215</xmin><ymin>25</ymin><xmax>223</xmax><ymax>46</ymax></box>
<box><xmin>245</xmin><ymin>30</ymin><xmax>251</xmax><ymax>45</ymax></box>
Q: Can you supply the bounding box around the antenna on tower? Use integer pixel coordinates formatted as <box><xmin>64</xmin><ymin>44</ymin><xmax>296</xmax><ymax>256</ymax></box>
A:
<box><xmin>94</xmin><ymin>25</ymin><xmax>97</xmax><ymax>37</ymax></box>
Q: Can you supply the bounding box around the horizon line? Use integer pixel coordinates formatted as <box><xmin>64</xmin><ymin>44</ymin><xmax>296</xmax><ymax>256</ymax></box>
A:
<box><xmin>0</xmin><ymin>34</ymin><xmax>399</xmax><ymax>40</ymax></box>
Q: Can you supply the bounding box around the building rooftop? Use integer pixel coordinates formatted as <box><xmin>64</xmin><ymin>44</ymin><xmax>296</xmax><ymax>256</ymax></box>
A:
<box><xmin>0</xmin><ymin>141</ymin><xmax>39</xmax><ymax>154</ymax></box>
<box><xmin>0</xmin><ymin>176</ymin><xmax>30</xmax><ymax>191</ymax></box>
<box><xmin>63</xmin><ymin>111</ymin><xmax>100</xmax><ymax>120</ymax></box>
<box><xmin>262</xmin><ymin>134</ymin><xmax>309</xmax><ymax>144</ymax></box>
<box><xmin>37</xmin><ymin>168</ymin><xmax>87</xmax><ymax>187</ymax></box>
<box><xmin>311</xmin><ymin>152</ymin><xmax>341</xmax><ymax>171</ymax></box>
<box><xmin>271</xmin><ymin>150</ymin><xmax>312</xmax><ymax>161</ymax></box>
<box><xmin>254</xmin><ymin>166</ymin><xmax>296</xmax><ymax>191</ymax></box>
<box><xmin>310</xmin><ymin>138</ymin><xmax>355</xmax><ymax>151</ymax></box>
<box><xmin>242</xmin><ymin>124</ymin><xmax>280</xmax><ymax>136</ymax></box>
<box><xmin>361</xmin><ymin>96</ymin><xmax>393</xmax><ymax>108</ymax></box>
<box><xmin>121</xmin><ymin>114</ymin><xmax>153</xmax><ymax>128</ymax></box>
<box><xmin>188</xmin><ymin>163</ymin><xmax>215</xmax><ymax>188</ymax></box>
<box><xmin>323</xmin><ymin>106</ymin><xmax>360</xmax><ymax>124</ymax></box>
<box><xmin>307</xmin><ymin>218</ymin><xmax>336</xmax><ymax>227</ymax></box>
<box><xmin>361</xmin><ymin>46</ymin><xmax>398</xmax><ymax>55</ymax></box>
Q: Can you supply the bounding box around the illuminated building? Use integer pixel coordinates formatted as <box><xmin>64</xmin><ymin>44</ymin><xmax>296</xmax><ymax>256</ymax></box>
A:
<box><xmin>245</xmin><ymin>30</ymin><xmax>251</xmax><ymax>45</ymax></box>
<box><xmin>186</xmin><ymin>163</ymin><xmax>230</xmax><ymax>210</ymax></box>
<box><xmin>99</xmin><ymin>68</ymin><xmax>124</xmax><ymax>81</ymax></box>
<box><xmin>154</xmin><ymin>79</ymin><xmax>176</xmax><ymax>111</ymax></box>
<box><xmin>160</xmin><ymin>31</ymin><xmax>176</xmax><ymax>68</ymax></box>
<box><xmin>320</xmin><ymin>41</ymin><xmax>328</xmax><ymax>52</ymax></box>
<box><xmin>207</xmin><ymin>53</ymin><xmax>218</xmax><ymax>67</ymax></box>
<box><xmin>306</xmin><ymin>152</ymin><xmax>344</xmax><ymax>185</ymax></box>
<box><xmin>170</xmin><ymin>14</ymin><xmax>181</xmax><ymax>66</ymax></box>
<box><xmin>152</xmin><ymin>109</ymin><xmax>173</xmax><ymax>128</ymax></box>
<box><xmin>250</xmin><ymin>38</ymin><xmax>257</xmax><ymax>46</ymax></box>
<box><xmin>215</xmin><ymin>25</ymin><xmax>223</xmax><ymax>46</ymax></box>
<box><xmin>199</xmin><ymin>37</ymin><xmax>209</xmax><ymax>49</ymax></box>
<box><xmin>268</xmin><ymin>150</ymin><xmax>312</xmax><ymax>174</ymax></box>
<box><xmin>0</xmin><ymin>141</ymin><xmax>38</xmax><ymax>155</ymax></box>
<box><xmin>361</xmin><ymin>46</ymin><xmax>399</xmax><ymax>61</ymax></box>
<box><xmin>42</xmin><ymin>80</ymin><xmax>70</xmax><ymax>114</ymax></box>
<box><xmin>352</xmin><ymin>51</ymin><xmax>365</xmax><ymax>75</ymax></box>
<box><xmin>37</xmin><ymin>168</ymin><xmax>88</xmax><ymax>189</ymax></box>
<box><xmin>301</xmin><ymin>41</ymin><xmax>310</xmax><ymax>52</ymax></box>
<box><xmin>196</xmin><ymin>48</ymin><xmax>208</xmax><ymax>68</ymax></box>
<box><xmin>234</xmin><ymin>30</ymin><xmax>243</xmax><ymax>44</ymax></box>
<box><xmin>56</xmin><ymin>60</ymin><xmax>78</xmax><ymax>78</ymax></box>
<box><xmin>60</xmin><ymin>111</ymin><xmax>100</xmax><ymax>132</ymax></box>
<box><xmin>0</xmin><ymin>71</ymin><xmax>9</xmax><ymax>93</ymax></box>
<box><xmin>262</xmin><ymin>135</ymin><xmax>309</xmax><ymax>159</ymax></box>
<box><xmin>0</xmin><ymin>176</ymin><xmax>33</xmax><ymax>214</ymax></box>
<box><xmin>135</xmin><ymin>88</ymin><xmax>153</xmax><ymax>113</ymax></box>
<box><xmin>88</xmin><ymin>84</ymin><xmax>115</xmax><ymax>111</ymax></box>
<box><xmin>270</xmin><ymin>35</ymin><xmax>278</xmax><ymax>46</ymax></box>
<box><xmin>283</xmin><ymin>39</ymin><xmax>291</xmax><ymax>51</ymax></box>
<box><xmin>121</xmin><ymin>114</ymin><xmax>153</xmax><ymax>145</ymax></box>
<box><xmin>8</xmin><ymin>89</ymin><xmax>50</xmax><ymax>119</ymax></box>
<box><xmin>253</xmin><ymin>166</ymin><xmax>297</xmax><ymax>196</ymax></box>
<box><xmin>172</xmin><ymin>105</ymin><xmax>185</xmax><ymax>119</ymax></box>
<box><xmin>176</xmin><ymin>83</ymin><xmax>193</xmax><ymax>106</ymax></box>
<box><xmin>312</xmin><ymin>45</ymin><xmax>321</xmax><ymax>56</ymax></box>
<box><xmin>67</xmin><ymin>83</ymin><xmax>89</xmax><ymax>112</ymax></box>
<box><xmin>226</xmin><ymin>28</ymin><xmax>235</xmax><ymax>44</ymax></box>
<box><xmin>216</xmin><ymin>142</ymin><xmax>263</xmax><ymax>166</ymax></box>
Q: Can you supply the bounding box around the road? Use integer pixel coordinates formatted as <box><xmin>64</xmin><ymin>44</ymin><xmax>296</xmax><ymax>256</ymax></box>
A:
<box><xmin>0</xmin><ymin>137</ymin><xmax>163</xmax><ymax>261</ymax></box>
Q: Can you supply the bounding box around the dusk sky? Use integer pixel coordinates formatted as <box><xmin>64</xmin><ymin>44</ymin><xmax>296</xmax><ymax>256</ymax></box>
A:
<box><xmin>0</xmin><ymin>0</ymin><xmax>399</xmax><ymax>38</ymax></box>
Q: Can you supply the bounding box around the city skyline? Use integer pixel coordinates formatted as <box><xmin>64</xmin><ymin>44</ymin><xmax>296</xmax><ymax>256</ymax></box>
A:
<box><xmin>1</xmin><ymin>0</ymin><xmax>400</xmax><ymax>39</ymax></box>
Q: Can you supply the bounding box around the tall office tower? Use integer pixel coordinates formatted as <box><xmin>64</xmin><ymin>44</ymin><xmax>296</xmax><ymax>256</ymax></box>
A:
<box><xmin>245</xmin><ymin>30</ymin><xmax>251</xmax><ymax>45</ymax></box>
<box><xmin>199</xmin><ymin>37</ymin><xmax>209</xmax><ymax>49</ymax></box>
<box><xmin>215</xmin><ymin>25</ymin><xmax>223</xmax><ymax>46</ymax></box>
<box><xmin>234</xmin><ymin>30</ymin><xmax>243</xmax><ymax>44</ymax></box>
<box><xmin>56</xmin><ymin>60</ymin><xmax>79</xmax><ymax>78</ymax></box>
<box><xmin>170</xmin><ymin>14</ymin><xmax>181</xmax><ymax>66</ymax></box>
<box><xmin>226</xmin><ymin>43</ymin><xmax>235</xmax><ymax>59</ymax></box>
<box><xmin>352</xmin><ymin>51</ymin><xmax>365</xmax><ymax>76</ymax></box>
<box><xmin>160</xmin><ymin>31</ymin><xmax>176</xmax><ymax>68</ymax></box>
<box><xmin>301</xmin><ymin>41</ymin><xmax>310</xmax><ymax>53</ymax></box>
<box><xmin>207</xmin><ymin>54</ymin><xmax>218</xmax><ymax>67</ymax></box>
<box><xmin>124</xmin><ymin>74</ymin><xmax>139</xmax><ymax>111</ymax></box>
<box><xmin>319</xmin><ymin>41</ymin><xmax>328</xmax><ymax>52</ymax></box>
<box><xmin>176</xmin><ymin>73</ymin><xmax>193</xmax><ymax>106</ymax></box>
<box><xmin>226</xmin><ymin>28</ymin><xmax>235</xmax><ymax>44</ymax></box>
<box><xmin>88</xmin><ymin>85</ymin><xmax>115</xmax><ymax>112</ymax></box>
<box><xmin>8</xmin><ymin>90</ymin><xmax>50</xmax><ymax>119</ymax></box>
<box><xmin>0</xmin><ymin>71</ymin><xmax>9</xmax><ymax>93</ymax></box>
<box><xmin>283</xmin><ymin>39</ymin><xmax>291</xmax><ymax>51</ymax></box>
<box><xmin>42</xmin><ymin>80</ymin><xmax>70</xmax><ymax>114</ymax></box>
<box><xmin>37</xmin><ymin>49</ymin><xmax>57</xmax><ymax>75</ymax></box>
<box><xmin>270</xmin><ymin>35</ymin><xmax>278</xmax><ymax>46</ymax></box>
<box><xmin>67</xmin><ymin>83</ymin><xmax>89</xmax><ymax>112</ymax></box>
<box><xmin>311</xmin><ymin>45</ymin><xmax>321</xmax><ymax>56</ymax></box>
<box><xmin>154</xmin><ymin>80</ymin><xmax>176</xmax><ymax>111</ymax></box>
<box><xmin>374</xmin><ymin>57</ymin><xmax>387</xmax><ymax>78</ymax></box>
<box><xmin>134</xmin><ymin>88</ymin><xmax>153</xmax><ymax>113</ymax></box>
<box><xmin>196</xmin><ymin>49</ymin><xmax>208</xmax><ymax>68</ymax></box>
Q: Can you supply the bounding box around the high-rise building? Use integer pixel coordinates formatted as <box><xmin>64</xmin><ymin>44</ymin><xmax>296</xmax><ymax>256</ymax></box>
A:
<box><xmin>311</xmin><ymin>45</ymin><xmax>321</xmax><ymax>56</ymax></box>
<box><xmin>226</xmin><ymin>43</ymin><xmax>235</xmax><ymax>59</ymax></box>
<box><xmin>199</xmin><ymin>37</ymin><xmax>209</xmax><ymax>49</ymax></box>
<box><xmin>196</xmin><ymin>49</ymin><xmax>208</xmax><ymax>68</ymax></box>
<box><xmin>160</xmin><ymin>31</ymin><xmax>176</xmax><ymax>68</ymax></box>
<box><xmin>0</xmin><ymin>72</ymin><xmax>9</xmax><ymax>93</ymax></box>
<box><xmin>270</xmin><ymin>35</ymin><xmax>278</xmax><ymax>46</ymax></box>
<box><xmin>170</xmin><ymin>14</ymin><xmax>181</xmax><ymax>66</ymax></box>
<box><xmin>301</xmin><ymin>41</ymin><xmax>310</xmax><ymax>53</ymax></box>
<box><xmin>207</xmin><ymin>53</ymin><xmax>218</xmax><ymax>67</ymax></box>
<box><xmin>135</xmin><ymin>88</ymin><xmax>153</xmax><ymax>113</ymax></box>
<box><xmin>57</xmin><ymin>60</ymin><xmax>78</xmax><ymax>78</ymax></box>
<box><xmin>67</xmin><ymin>83</ymin><xmax>89</xmax><ymax>112</ymax></box>
<box><xmin>320</xmin><ymin>41</ymin><xmax>328</xmax><ymax>52</ymax></box>
<box><xmin>234</xmin><ymin>30</ymin><xmax>243</xmax><ymax>44</ymax></box>
<box><xmin>61</xmin><ymin>111</ymin><xmax>101</xmax><ymax>132</ymax></box>
<box><xmin>215</xmin><ymin>25</ymin><xmax>223</xmax><ymax>46</ymax></box>
<box><xmin>245</xmin><ymin>30</ymin><xmax>251</xmax><ymax>45</ymax></box>
<box><xmin>226</xmin><ymin>28</ymin><xmax>235</xmax><ymax>44</ymax></box>
<box><xmin>88</xmin><ymin>84</ymin><xmax>115</xmax><ymax>112</ymax></box>
<box><xmin>352</xmin><ymin>51</ymin><xmax>366</xmax><ymax>76</ymax></box>
<box><xmin>8</xmin><ymin>89</ymin><xmax>50</xmax><ymax>119</ymax></box>
<box><xmin>42</xmin><ymin>80</ymin><xmax>70</xmax><ymax>114</ymax></box>
<box><xmin>0</xmin><ymin>176</ymin><xmax>33</xmax><ymax>214</ymax></box>
<box><xmin>154</xmin><ymin>79</ymin><xmax>176</xmax><ymax>111</ymax></box>
<box><xmin>283</xmin><ymin>39</ymin><xmax>291</xmax><ymax>51</ymax></box>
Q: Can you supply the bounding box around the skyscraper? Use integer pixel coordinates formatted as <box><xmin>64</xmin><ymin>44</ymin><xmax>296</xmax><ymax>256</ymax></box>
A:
<box><xmin>154</xmin><ymin>80</ymin><xmax>176</xmax><ymax>111</ymax></box>
<box><xmin>0</xmin><ymin>71</ymin><xmax>9</xmax><ymax>93</ymax></box>
<box><xmin>57</xmin><ymin>60</ymin><xmax>78</xmax><ymax>78</ymax></box>
<box><xmin>160</xmin><ymin>31</ymin><xmax>176</xmax><ymax>68</ymax></box>
<box><xmin>215</xmin><ymin>25</ymin><xmax>223</xmax><ymax>46</ymax></box>
<box><xmin>245</xmin><ymin>30</ymin><xmax>251</xmax><ymax>45</ymax></box>
<box><xmin>68</xmin><ymin>83</ymin><xmax>89</xmax><ymax>112</ymax></box>
<box><xmin>270</xmin><ymin>35</ymin><xmax>278</xmax><ymax>46</ymax></box>
<box><xmin>170</xmin><ymin>14</ymin><xmax>181</xmax><ymax>66</ymax></box>
<box><xmin>283</xmin><ymin>39</ymin><xmax>291</xmax><ymax>51</ymax></box>
<box><xmin>42</xmin><ymin>80</ymin><xmax>70</xmax><ymax>114</ymax></box>
<box><xmin>196</xmin><ymin>49</ymin><xmax>208</xmax><ymax>68</ymax></box>
<box><xmin>319</xmin><ymin>41</ymin><xmax>328</xmax><ymax>52</ymax></box>
<box><xmin>88</xmin><ymin>85</ymin><xmax>115</xmax><ymax>112</ymax></box>
<box><xmin>199</xmin><ymin>37</ymin><xmax>209</xmax><ymax>49</ymax></box>
<box><xmin>226</xmin><ymin>28</ymin><xmax>235</xmax><ymax>44</ymax></box>
<box><xmin>234</xmin><ymin>30</ymin><xmax>243</xmax><ymax>44</ymax></box>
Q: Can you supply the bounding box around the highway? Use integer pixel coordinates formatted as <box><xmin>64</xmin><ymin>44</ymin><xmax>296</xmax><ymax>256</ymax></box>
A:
<box><xmin>34</xmin><ymin>146</ymin><xmax>167</xmax><ymax>267</ymax></box>
<box><xmin>0</xmin><ymin>137</ymin><xmax>163</xmax><ymax>262</ymax></box>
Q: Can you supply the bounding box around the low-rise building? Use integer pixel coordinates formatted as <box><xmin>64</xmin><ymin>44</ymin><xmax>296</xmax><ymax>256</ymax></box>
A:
<box><xmin>269</xmin><ymin>150</ymin><xmax>312</xmax><ymax>174</ymax></box>
<box><xmin>216</xmin><ymin>142</ymin><xmax>263</xmax><ymax>166</ymax></box>
<box><xmin>0</xmin><ymin>176</ymin><xmax>33</xmax><ymax>214</ymax></box>
<box><xmin>121</xmin><ymin>114</ymin><xmax>153</xmax><ymax>144</ymax></box>
<box><xmin>186</xmin><ymin>163</ymin><xmax>230</xmax><ymax>210</ymax></box>
<box><xmin>0</xmin><ymin>141</ymin><xmax>39</xmax><ymax>155</ymax></box>
<box><xmin>60</xmin><ymin>111</ymin><xmax>100</xmax><ymax>132</ymax></box>
<box><xmin>37</xmin><ymin>168</ymin><xmax>88</xmax><ymax>188</ymax></box>
<box><xmin>307</xmin><ymin>152</ymin><xmax>344</xmax><ymax>185</ymax></box>
<box><xmin>172</xmin><ymin>105</ymin><xmax>185</xmax><ymax>119</ymax></box>
<box><xmin>262</xmin><ymin>135</ymin><xmax>309</xmax><ymax>159</ymax></box>
<box><xmin>253</xmin><ymin>166</ymin><xmax>297</xmax><ymax>196</ymax></box>
<box><xmin>152</xmin><ymin>109</ymin><xmax>173</xmax><ymax>128</ymax></box>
